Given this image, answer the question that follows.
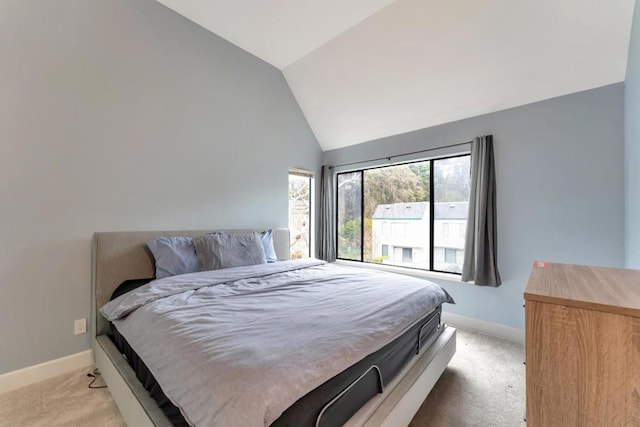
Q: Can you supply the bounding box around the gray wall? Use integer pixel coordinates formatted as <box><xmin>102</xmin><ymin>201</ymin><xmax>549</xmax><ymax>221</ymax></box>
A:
<box><xmin>626</xmin><ymin>0</ymin><xmax>640</xmax><ymax>268</ymax></box>
<box><xmin>324</xmin><ymin>84</ymin><xmax>625</xmax><ymax>330</ymax></box>
<box><xmin>0</xmin><ymin>0</ymin><xmax>321</xmax><ymax>374</ymax></box>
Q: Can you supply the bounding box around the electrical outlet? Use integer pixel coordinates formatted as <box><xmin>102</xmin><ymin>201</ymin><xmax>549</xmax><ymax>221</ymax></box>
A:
<box><xmin>74</xmin><ymin>318</ymin><xmax>86</xmax><ymax>335</ymax></box>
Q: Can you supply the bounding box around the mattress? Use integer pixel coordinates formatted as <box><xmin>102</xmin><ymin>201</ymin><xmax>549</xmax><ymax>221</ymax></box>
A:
<box><xmin>101</xmin><ymin>260</ymin><xmax>453</xmax><ymax>426</ymax></box>
<box><xmin>109</xmin><ymin>305</ymin><xmax>443</xmax><ymax>426</ymax></box>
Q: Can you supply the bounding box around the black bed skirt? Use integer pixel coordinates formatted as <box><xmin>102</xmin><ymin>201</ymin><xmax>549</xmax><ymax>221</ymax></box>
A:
<box><xmin>110</xmin><ymin>305</ymin><xmax>443</xmax><ymax>426</ymax></box>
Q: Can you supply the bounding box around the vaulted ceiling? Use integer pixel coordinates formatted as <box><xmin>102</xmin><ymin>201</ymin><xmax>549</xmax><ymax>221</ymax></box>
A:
<box><xmin>155</xmin><ymin>0</ymin><xmax>636</xmax><ymax>151</ymax></box>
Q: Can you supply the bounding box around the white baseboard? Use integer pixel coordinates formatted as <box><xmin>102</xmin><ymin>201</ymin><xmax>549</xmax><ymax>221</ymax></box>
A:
<box><xmin>442</xmin><ymin>312</ymin><xmax>524</xmax><ymax>344</ymax></box>
<box><xmin>0</xmin><ymin>350</ymin><xmax>93</xmax><ymax>394</ymax></box>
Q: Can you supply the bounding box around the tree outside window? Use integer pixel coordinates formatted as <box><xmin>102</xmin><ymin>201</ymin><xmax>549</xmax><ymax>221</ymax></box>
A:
<box><xmin>288</xmin><ymin>170</ymin><xmax>312</xmax><ymax>259</ymax></box>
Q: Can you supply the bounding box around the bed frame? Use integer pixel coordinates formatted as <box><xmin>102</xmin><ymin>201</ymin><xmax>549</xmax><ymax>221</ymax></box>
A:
<box><xmin>91</xmin><ymin>228</ymin><xmax>456</xmax><ymax>426</ymax></box>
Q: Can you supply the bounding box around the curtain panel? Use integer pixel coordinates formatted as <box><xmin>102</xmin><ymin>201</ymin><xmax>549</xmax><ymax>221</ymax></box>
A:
<box><xmin>462</xmin><ymin>135</ymin><xmax>501</xmax><ymax>286</ymax></box>
<box><xmin>319</xmin><ymin>165</ymin><xmax>336</xmax><ymax>262</ymax></box>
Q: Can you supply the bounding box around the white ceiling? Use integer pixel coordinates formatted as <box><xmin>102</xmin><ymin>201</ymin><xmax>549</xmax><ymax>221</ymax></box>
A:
<box><xmin>155</xmin><ymin>0</ymin><xmax>636</xmax><ymax>151</ymax></box>
<box><xmin>154</xmin><ymin>0</ymin><xmax>396</xmax><ymax>69</ymax></box>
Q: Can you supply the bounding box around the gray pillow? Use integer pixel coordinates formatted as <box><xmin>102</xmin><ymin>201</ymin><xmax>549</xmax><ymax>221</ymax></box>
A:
<box><xmin>146</xmin><ymin>236</ymin><xmax>199</xmax><ymax>279</ymax></box>
<box><xmin>194</xmin><ymin>232</ymin><xmax>267</xmax><ymax>271</ymax></box>
<box><xmin>260</xmin><ymin>229</ymin><xmax>278</xmax><ymax>263</ymax></box>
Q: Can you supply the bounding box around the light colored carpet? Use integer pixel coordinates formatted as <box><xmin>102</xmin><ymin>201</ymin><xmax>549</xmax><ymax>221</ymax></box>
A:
<box><xmin>0</xmin><ymin>367</ymin><xmax>125</xmax><ymax>427</ymax></box>
<box><xmin>410</xmin><ymin>328</ymin><xmax>526</xmax><ymax>427</ymax></box>
<box><xmin>0</xmin><ymin>328</ymin><xmax>525</xmax><ymax>426</ymax></box>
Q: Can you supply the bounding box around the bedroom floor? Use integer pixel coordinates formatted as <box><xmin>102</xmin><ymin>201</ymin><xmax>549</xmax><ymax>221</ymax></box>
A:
<box><xmin>0</xmin><ymin>328</ymin><xmax>526</xmax><ymax>427</ymax></box>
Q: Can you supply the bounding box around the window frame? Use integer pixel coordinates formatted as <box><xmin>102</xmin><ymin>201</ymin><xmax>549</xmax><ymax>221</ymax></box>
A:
<box><xmin>288</xmin><ymin>168</ymin><xmax>313</xmax><ymax>259</ymax></box>
<box><xmin>335</xmin><ymin>153</ymin><xmax>470</xmax><ymax>275</ymax></box>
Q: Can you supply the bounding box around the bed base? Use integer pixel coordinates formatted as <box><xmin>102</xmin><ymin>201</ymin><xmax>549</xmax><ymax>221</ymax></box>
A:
<box><xmin>349</xmin><ymin>326</ymin><xmax>456</xmax><ymax>426</ymax></box>
<box><xmin>91</xmin><ymin>229</ymin><xmax>456</xmax><ymax>426</ymax></box>
<box><xmin>94</xmin><ymin>326</ymin><xmax>456</xmax><ymax>427</ymax></box>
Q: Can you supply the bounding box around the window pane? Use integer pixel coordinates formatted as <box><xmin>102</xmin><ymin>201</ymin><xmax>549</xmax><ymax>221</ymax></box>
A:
<box><xmin>288</xmin><ymin>173</ymin><xmax>311</xmax><ymax>259</ymax></box>
<box><xmin>445</xmin><ymin>248</ymin><xmax>456</xmax><ymax>264</ymax></box>
<box><xmin>433</xmin><ymin>156</ymin><xmax>471</xmax><ymax>273</ymax></box>
<box><xmin>366</xmin><ymin>162</ymin><xmax>429</xmax><ymax>268</ymax></box>
<box><xmin>403</xmin><ymin>247</ymin><xmax>413</xmax><ymax>262</ymax></box>
<box><xmin>382</xmin><ymin>222</ymin><xmax>389</xmax><ymax>236</ymax></box>
<box><xmin>337</xmin><ymin>172</ymin><xmax>362</xmax><ymax>260</ymax></box>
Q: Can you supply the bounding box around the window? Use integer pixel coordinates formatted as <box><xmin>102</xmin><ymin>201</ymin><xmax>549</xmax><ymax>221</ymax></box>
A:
<box><xmin>393</xmin><ymin>247</ymin><xmax>403</xmax><ymax>262</ymax></box>
<box><xmin>382</xmin><ymin>222</ymin><xmax>390</xmax><ymax>236</ymax></box>
<box><xmin>444</xmin><ymin>248</ymin><xmax>457</xmax><ymax>264</ymax></box>
<box><xmin>336</xmin><ymin>154</ymin><xmax>470</xmax><ymax>274</ymax></box>
<box><xmin>288</xmin><ymin>169</ymin><xmax>312</xmax><ymax>259</ymax></box>
<box><xmin>459</xmin><ymin>223</ymin><xmax>466</xmax><ymax>239</ymax></box>
<box><xmin>337</xmin><ymin>172</ymin><xmax>362</xmax><ymax>260</ymax></box>
<box><xmin>391</xmin><ymin>222</ymin><xmax>406</xmax><ymax>237</ymax></box>
<box><xmin>403</xmin><ymin>247</ymin><xmax>413</xmax><ymax>262</ymax></box>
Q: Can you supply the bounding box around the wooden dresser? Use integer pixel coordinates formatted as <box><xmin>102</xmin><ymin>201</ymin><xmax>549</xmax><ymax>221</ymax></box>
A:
<box><xmin>524</xmin><ymin>262</ymin><xmax>640</xmax><ymax>427</ymax></box>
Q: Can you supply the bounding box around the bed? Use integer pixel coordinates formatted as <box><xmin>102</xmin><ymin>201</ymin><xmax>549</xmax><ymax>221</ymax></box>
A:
<box><xmin>91</xmin><ymin>228</ymin><xmax>456</xmax><ymax>426</ymax></box>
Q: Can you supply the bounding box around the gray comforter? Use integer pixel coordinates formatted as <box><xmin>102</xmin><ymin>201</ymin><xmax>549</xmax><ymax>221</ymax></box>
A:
<box><xmin>101</xmin><ymin>259</ymin><xmax>453</xmax><ymax>426</ymax></box>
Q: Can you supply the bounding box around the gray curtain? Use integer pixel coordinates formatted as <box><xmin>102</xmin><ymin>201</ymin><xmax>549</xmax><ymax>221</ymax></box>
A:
<box><xmin>318</xmin><ymin>165</ymin><xmax>336</xmax><ymax>262</ymax></box>
<box><xmin>462</xmin><ymin>135</ymin><xmax>501</xmax><ymax>286</ymax></box>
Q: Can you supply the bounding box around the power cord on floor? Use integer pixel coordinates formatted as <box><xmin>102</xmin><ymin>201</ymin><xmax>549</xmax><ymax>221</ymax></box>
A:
<box><xmin>87</xmin><ymin>368</ymin><xmax>107</xmax><ymax>389</ymax></box>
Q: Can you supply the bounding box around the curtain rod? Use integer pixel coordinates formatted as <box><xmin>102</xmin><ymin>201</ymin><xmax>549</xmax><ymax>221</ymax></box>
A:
<box><xmin>328</xmin><ymin>140</ymin><xmax>472</xmax><ymax>169</ymax></box>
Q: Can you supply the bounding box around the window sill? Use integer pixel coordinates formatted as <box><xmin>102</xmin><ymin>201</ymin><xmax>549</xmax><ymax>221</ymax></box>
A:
<box><xmin>334</xmin><ymin>260</ymin><xmax>466</xmax><ymax>283</ymax></box>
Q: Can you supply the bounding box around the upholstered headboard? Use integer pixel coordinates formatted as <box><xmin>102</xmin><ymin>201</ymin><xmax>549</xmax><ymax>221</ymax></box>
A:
<box><xmin>92</xmin><ymin>228</ymin><xmax>290</xmax><ymax>337</ymax></box>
